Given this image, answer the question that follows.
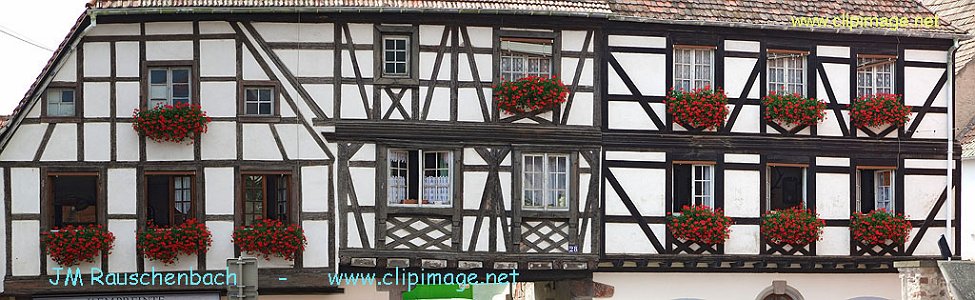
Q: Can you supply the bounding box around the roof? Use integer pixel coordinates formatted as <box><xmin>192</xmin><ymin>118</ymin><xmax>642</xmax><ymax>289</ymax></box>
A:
<box><xmin>88</xmin><ymin>0</ymin><xmax>614</xmax><ymax>15</ymax></box>
<box><xmin>922</xmin><ymin>0</ymin><xmax>975</xmax><ymax>72</ymax></box>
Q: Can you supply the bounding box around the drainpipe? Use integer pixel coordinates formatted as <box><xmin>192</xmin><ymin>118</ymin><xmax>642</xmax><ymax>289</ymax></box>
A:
<box><xmin>947</xmin><ymin>38</ymin><xmax>959</xmax><ymax>258</ymax></box>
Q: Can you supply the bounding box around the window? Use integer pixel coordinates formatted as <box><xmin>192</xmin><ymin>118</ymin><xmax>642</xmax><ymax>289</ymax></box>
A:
<box><xmin>387</xmin><ymin>150</ymin><xmax>452</xmax><ymax>207</ymax></box>
<box><xmin>146</xmin><ymin>175</ymin><xmax>194</xmax><ymax>226</ymax></box>
<box><xmin>767</xmin><ymin>166</ymin><xmax>806</xmax><ymax>210</ymax></box>
<box><xmin>244</xmin><ymin>87</ymin><xmax>274</xmax><ymax>116</ymax></box>
<box><xmin>242</xmin><ymin>174</ymin><xmax>290</xmax><ymax>226</ymax></box>
<box><xmin>767</xmin><ymin>51</ymin><xmax>807</xmax><ymax>96</ymax></box>
<box><xmin>383</xmin><ymin>36</ymin><xmax>410</xmax><ymax>77</ymax></box>
<box><xmin>857</xmin><ymin>169</ymin><xmax>894</xmax><ymax>212</ymax></box>
<box><xmin>148</xmin><ymin>67</ymin><xmax>191</xmax><ymax>108</ymax></box>
<box><xmin>673</xmin><ymin>47</ymin><xmax>714</xmax><ymax>91</ymax></box>
<box><xmin>856</xmin><ymin>56</ymin><xmax>895</xmax><ymax>97</ymax></box>
<box><xmin>523</xmin><ymin>154</ymin><xmax>569</xmax><ymax>210</ymax></box>
<box><xmin>673</xmin><ymin>164</ymin><xmax>714</xmax><ymax>210</ymax></box>
<box><xmin>49</xmin><ymin>174</ymin><xmax>98</xmax><ymax>227</ymax></box>
<box><xmin>46</xmin><ymin>88</ymin><xmax>75</xmax><ymax>117</ymax></box>
<box><xmin>500</xmin><ymin>37</ymin><xmax>553</xmax><ymax>82</ymax></box>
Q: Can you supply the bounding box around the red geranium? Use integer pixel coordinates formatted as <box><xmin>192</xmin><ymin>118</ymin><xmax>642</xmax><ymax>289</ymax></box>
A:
<box><xmin>494</xmin><ymin>76</ymin><xmax>568</xmax><ymax>114</ymax></box>
<box><xmin>761</xmin><ymin>207</ymin><xmax>825</xmax><ymax>246</ymax></box>
<box><xmin>667</xmin><ymin>205</ymin><xmax>733</xmax><ymax>244</ymax></box>
<box><xmin>137</xmin><ymin>219</ymin><xmax>212</xmax><ymax>265</ymax></box>
<box><xmin>132</xmin><ymin>103</ymin><xmax>211</xmax><ymax>144</ymax></box>
<box><xmin>850</xmin><ymin>93</ymin><xmax>911</xmax><ymax>128</ymax></box>
<box><xmin>762</xmin><ymin>92</ymin><xmax>827</xmax><ymax>126</ymax></box>
<box><xmin>232</xmin><ymin>219</ymin><xmax>306</xmax><ymax>261</ymax></box>
<box><xmin>666</xmin><ymin>86</ymin><xmax>729</xmax><ymax>130</ymax></box>
<box><xmin>43</xmin><ymin>224</ymin><xmax>115</xmax><ymax>267</ymax></box>
<box><xmin>851</xmin><ymin>209</ymin><xmax>912</xmax><ymax>245</ymax></box>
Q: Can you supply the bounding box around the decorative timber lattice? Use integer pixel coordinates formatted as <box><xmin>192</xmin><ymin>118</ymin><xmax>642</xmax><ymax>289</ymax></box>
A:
<box><xmin>521</xmin><ymin>219</ymin><xmax>570</xmax><ymax>253</ymax></box>
<box><xmin>665</xmin><ymin>228</ymin><xmax>723</xmax><ymax>254</ymax></box>
<box><xmin>764</xmin><ymin>241</ymin><xmax>814</xmax><ymax>256</ymax></box>
<box><xmin>854</xmin><ymin>240</ymin><xmax>904</xmax><ymax>256</ymax></box>
<box><xmin>385</xmin><ymin>217</ymin><xmax>452</xmax><ymax>251</ymax></box>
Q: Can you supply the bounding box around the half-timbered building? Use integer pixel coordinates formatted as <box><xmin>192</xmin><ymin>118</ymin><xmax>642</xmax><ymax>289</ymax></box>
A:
<box><xmin>0</xmin><ymin>0</ymin><xmax>967</xmax><ymax>299</ymax></box>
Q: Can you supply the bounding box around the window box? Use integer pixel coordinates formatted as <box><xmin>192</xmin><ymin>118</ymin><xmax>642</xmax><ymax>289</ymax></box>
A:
<box><xmin>137</xmin><ymin>218</ymin><xmax>211</xmax><ymax>265</ymax></box>
<box><xmin>42</xmin><ymin>224</ymin><xmax>115</xmax><ymax>267</ymax></box>
<box><xmin>761</xmin><ymin>207</ymin><xmax>824</xmax><ymax>247</ymax></box>
<box><xmin>666</xmin><ymin>88</ymin><xmax>728</xmax><ymax>130</ymax></box>
<box><xmin>132</xmin><ymin>103</ymin><xmax>211</xmax><ymax>144</ymax></box>
<box><xmin>232</xmin><ymin>219</ymin><xmax>306</xmax><ymax>261</ymax></box>
<box><xmin>762</xmin><ymin>92</ymin><xmax>826</xmax><ymax>127</ymax></box>
<box><xmin>850</xmin><ymin>93</ymin><xmax>911</xmax><ymax>129</ymax></box>
<box><xmin>851</xmin><ymin>210</ymin><xmax>911</xmax><ymax>246</ymax></box>
<box><xmin>494</xmin><ymin>76</ymin><xmax>568</xmax><ymax>114</ymax></box>
<box><xmin>667</xmin><ymin>205</ymin><xmax>732</xmax><ymax>245</ymax></box>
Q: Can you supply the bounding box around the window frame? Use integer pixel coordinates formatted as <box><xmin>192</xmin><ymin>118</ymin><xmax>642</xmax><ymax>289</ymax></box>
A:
<box><xmin>45</xmin><ymin>171</ymin><xmax>101</xmax><ymax>229</ymax></box>
<box><xmin>238</xmin><ymin>171</ymin><xmax>293</xmax><ymax>226</ymax></box>
<box><xmin>856</xmin><ymin>54</ymin><xmax>896</xmax><ymax>98</ymax></box>
<box><xmin>856</xmin><ymin>167</ymin><xmax>896</xmax><ymax>212</ymax></box>
<box><xmin>374</xmin><ymin>25</ymin><xmax>419</xmax><ymax>85</ymax></box>
<box><xmin>672</xmin><ymin>161</ymin><xmax>716</xmax><ymax>211</ymax></box>
<box><xmin>144</xmin><ymin>172</ymin><xmax>197</xmax><ymax>226</ymax></box>
<box><xmin>499</xmin><ymin>37</ymin><xmax>555</xmax><ymax>82</ymax></box>
<box><xmin>766</xmin><ymin>164</ymin><xmax>808</xmax><ymax>210</ymax></box>
<box><xmin>767</xmin><ymin>50</ymin><xmax>809</xmax><ymax>97</ymax></box>
<box><xmin>43</xmin><ymin>87</ymin><xmax>77</xmax><ymax>118</ymax></box>
<box><xmin>386</xmin><ymin>149</ymin><xmax>455</xmax><ymax>208</ymax></box>
<box><xmin>382</xmin><ymin>35</ymin><xmax>411</xmax><ymax>78</ymax></box>
<box><xmin>673</xmin><ymin>45</ymin><xmax>716</xmax><ymax>91</ymax></box>
<box><xmin>521</xmin><ymin>153</ymin><xmax>571</xmax><ymax>211</ymax></box>
<box><xmin>238</xmin><ymin>81</ymin><xmax>280</xmax><ymax>118</ymax></box>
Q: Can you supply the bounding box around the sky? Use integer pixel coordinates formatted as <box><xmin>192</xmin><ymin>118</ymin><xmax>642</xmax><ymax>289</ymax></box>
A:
<box><xmin>0</xmin><ymin>0</ymin><xmax>91</xmax><ymax>115</ymax></box>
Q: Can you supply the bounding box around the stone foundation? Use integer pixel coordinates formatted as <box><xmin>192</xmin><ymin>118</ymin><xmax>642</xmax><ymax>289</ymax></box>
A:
<box><xmin>894</xmin><ymin>260</ymin><xmax>952</xmax><ymax>300</ymax></box>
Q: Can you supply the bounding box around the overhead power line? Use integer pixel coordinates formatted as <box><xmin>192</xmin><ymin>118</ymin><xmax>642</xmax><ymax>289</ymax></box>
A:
<box><xmin>0</xmin><ymin>25</ymin><xmax>54</xmax><ymax>52</ymax></box>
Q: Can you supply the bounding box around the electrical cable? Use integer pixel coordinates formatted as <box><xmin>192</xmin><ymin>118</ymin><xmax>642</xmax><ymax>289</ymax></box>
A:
<box><xmin>0</xmin><ymin>25</ymin><xmax>55</xmax><ymax>52</ymax></box>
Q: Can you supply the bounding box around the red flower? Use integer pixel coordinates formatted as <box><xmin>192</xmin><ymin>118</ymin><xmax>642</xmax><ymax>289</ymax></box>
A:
<box><xmin>850</xmin><ymin>93</ymin><xmax>911</xmax><ymax>129</ymax></box>
<box><xmin>666</xmin><ymin>86</ymin><xmax>729</xmax><ymax>130</ymax></box>
<box><xmin>132</xmin><ymin>103</ymin><xmax>211</xmax><ymax>144</ymax></box>
<box><xmin>232</xmin><ymin>219</ymin><xmax>306</xmax><ymax>261</ymax></box>
<box><xmin>494</xmin><ymin>76</ymin><xmax>568</xmax><ymax>114</ymax></box>
<box><xmin>137</xmin><ymin>219</ymin><xmax>212</xmax><ymax>265</ymax></box>
<box><xmin>43</xmin><ymin>224</ymin><xmax>115</xmax><ymax>267</ymax></box>
<box><xmin>851</xmin><ymin>209</ymin><xmax>912</xmax><ymax>245</ymax></box>
<box><xmin>761</xmin><ymin>207</ymin><xmax>825</xmax><ymax>246</ymax></box>
<box><xmin>667</xmin><ymin>205</ymin><xmax>734</xmax><ymax>244</ymax></box>
<box><xmin>762</xmin><ymin>93</ymin><xmax>826</xmax><ymax>126</ymax></box>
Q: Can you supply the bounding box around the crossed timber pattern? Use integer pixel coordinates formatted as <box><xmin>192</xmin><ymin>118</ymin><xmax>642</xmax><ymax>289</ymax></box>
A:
<box><xmin>386</xmin><ymin>217</ymin><xmax>452</xmax><ymax>251</ymax></box>
<box><xmin>521</xmin><ymin>220</ymin><xmax>569</xmax><ymax>253</ymax></box>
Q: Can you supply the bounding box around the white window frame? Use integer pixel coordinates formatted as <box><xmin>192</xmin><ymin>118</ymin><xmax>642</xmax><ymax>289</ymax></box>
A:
<box><xmin>243</xmin><ymin>87</ymin><xmax>275</xmax><ymax>116</ymax></box>
<box><xmin>673</xmin><ymin>47</ymin><xmax>715</xmax><ymax>91</ymax></box>
<box><xmin>387</xmin><ymin>149</ymin><xmax>453</xmax><ymax>207</ymax></box>
<box><xmin>500</xmin><ymin>37</ymin><xmax>553</xmax><ymax>82</ymax></box>
<box><xmin>856</xmin><ymin>56</ymin><xmax>895</xmax><ymax>98</ymax></box>
<box><xmin>148</xmin><ymin>67</ymin><xmax>192</xmax><ymax>108</ymax></box>
<box><xmin>46</xmin><ymin>88</ymin><xmax>75</xmax><ymax>117</ymax></box>
<box><xmin>766</xmin><ymin>166</ymin><xmax>808</xmax><ymax>210</ymax></box>
<box><xmin>857</xmin><ymin>169</ymin><xmax>895</xmax><ymax>212</ymax></box>
<box><xmin>691</xmin><ymin>165</ymin><xmax>714</xmax><ymax>207</ymax></box>
<box><xmin>767</xmin><ymin>51</ymin><xmax>807</xmax><ymax>96</ymax></box>
<box><xmin>382</xmin><ymin>36</ymin><xmax>410</xmax><ymax>77</ymax></box>
<box><xmin>522</xmin><ymin>153</ymin><xmax>570</xmax><ymax>211</ymax></box>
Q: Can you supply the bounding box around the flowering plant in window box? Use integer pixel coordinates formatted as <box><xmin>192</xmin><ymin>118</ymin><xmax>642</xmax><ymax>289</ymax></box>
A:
<box><xmin>666</xmin><ymin>87</ymin><xmax>729</xmax><ymax>130</ymax></box>
<box><xmin>761</xmin><ymin>207</ymin><xmax>825</xmax><ymax>246</ymax></box>
<box><xmin>132</xmin><ymin>103</ymin><xmax>211</xmax><ymax>144</ymax></box>
<box><xmin>666</xmin><ymin>205</ymin><xmax>733</xmax><ymax>244</ymax></box>
<box><xmin>494</xmin><ymin>76</ymin><xmax>568</xmax><ymax>114</ymax></box>
<box><xmin>762</xmin><ymin>92</ymin><xmax>827</xmax><ymax>126</ymax></box>
<box><xmin>43</xmin><ymin>224</ymin><xmax>115</xmax><ymax>267</ymax></box>
<box><xmin>137</xmin><ymin>218</ymin><xmax>212</xmax><ymax>265</ymax></box>
<box><xmin>232</xmin><ymin>219</ymin><xmax>306</xmax><ymax>261</ymax></box>
<box><xmin>850</xmin><ymin>93</ymin><xmax>911</xmax><ymax>129</ymax></box>
<box><xmin>851</xmin><ymin>210</ymin><xmax>912</xmax><ymax>245</ymax></box>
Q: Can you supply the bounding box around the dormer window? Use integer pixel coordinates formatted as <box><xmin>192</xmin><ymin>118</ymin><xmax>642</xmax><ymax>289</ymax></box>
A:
<box><xmin>500</xmin><ymin>37</ymin><xmax>553</xmax><ymax>82</ymax></box>
<box><xmin>767</xmin><ymin>50</ymin><xmax>807</xmax><ymax>96</ymax></box>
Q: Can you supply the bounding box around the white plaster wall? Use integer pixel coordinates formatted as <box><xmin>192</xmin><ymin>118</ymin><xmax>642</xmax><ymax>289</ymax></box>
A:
<box><xmin>911</xmin><ymin>113</ymin><xmax>949</xmax><ymax>139</ymax></box>
<box><xmin>205</xmin><ymin>221</ymin><xmax>235</xmax><ymax>270</ymax></box>
<box><xmin>301</xmin><ymin>166</ymin><xmax>329</xmax><ymax>212</ymax></box>
<box><xmin>463</xmin><ymin>171</ymin><xmax>488</xmax><ymax>210</ymax></box>
<box><xmin>340</xmin><ymin>84</ymin><xmax>372</xmax><ymax>119</ymax></box>
<box><xmin>204</xmin><ymin>168</ymin><xmax>235</xmax><ymax>215</ymax></box>
<box><xmin>910</xmin><ymin>227</ymin><xmax>948</xmax><ymax>255</ymax></box>
<box><xmin>349</xmin><ymin>143</ymin><xmax>375</xmax><ymax>162</ymax></box>
<box><xmin>419</xmin><ymin>25</ymin><xmax>447</xmax><ymax>46</ymax></box>
<box><xmin>276</xmin><ymin>49</ymin><xmax>333</xmax><ymax>77</ymax></box>
<box><xmin>304</xmin><ymin>84</ymin><xmax>334</xmax><ymax>117</ymax></box>
<box><xmin>816</xmin><ymin>173</ymin><xmax>850</xmax><ymax>219</ymax></box>
<box><xmin>84</xmin><ymin>82</ymin><xmax>111</xmax><ymax>118</ymax></box>
<box><xmin>607</xmin><ymin>35</ymin><xmax>665</xmax><ymax>48</ymax></box>
<box><xmin>252</xmin><ymin>23</ymin><xmax>333</xmax><ymax>43</ymax></box>
<box><xmin>605</xmin><ymin>151</ymin><xmax>665</xmax><ymax>162</ymax></box>
<box><xmin>499</xmin><ymin>172</ymin><xmax>512</xmax><ymax>209</ymax></box>
<box><xmin>610</xmin><ymin>53</ymin><xmax>666</xmax><ymax>96</ymax></box>
<box><xmin>107</xmin><ymin>168</ymin><xmax>137</xmax><ymax>215</ymax></box>
<box><xmin>818</xmin><ymin>110</ymin><xmax>849</xmax><ymax>137</ymax></box>
<box><xmin>724</xmin><ymin>40</ymin><xmax>760</xmax><ymax>53</ymax></box>
<box><xmin>816</xmin><ymin>157</ymin><xmax>850</xmax><ymax>167</ymax></box>
<box><xmin>10</xmin><ymin>168</ymin><xmax>40</xmax><ymax>214</ymax></box>
<box><xmin>904</xmin><ymin>175</ymin><xmax>948</xmax><ymax>219</ymax></box>
<box><xmin>341</xmin><ymin>50</ymin><xmax>373</xmax><ymax>79</ymax></box>
<box><xmin>145</xmin><ymin>140</ymin><xmax>194</xmax><ymax>161</ymax></box>
<box><xmin>817</xmin><ymin>45</ymin><xmax>850</xmax><ymax>58</ymax></box>
<box><xmin>819</xmin><ymin>227</ymin><xmax>850</xmax><ymax>256</ymax></box>
<box><xmin>145</xmin><ymin>41</ymin><xmax>194</xmax><ymax>61</ymax></box>
<box><xmin>200</xmin><ymin>39</ymin><xmax>237</xmax><ymax>77</ymax></box>
<box><xmin>607</xmin><ymin>101</ymin><xmax>656</xmax><ymax>130</ymax></box>
<box><xmin>0</xmin><ymin>124</ymin><xmax>45</xmax><ymax>161</ymax></box>
<box><xmin>905</xmin><ymin>49</ymin><xmax>948</xmax><ymax>63</ymax></box>
<box><xmin>565</xmin><ymin>92</ymin><xmax>594</xmax><ymax>126</ymax></box>
<box><xmin>40</xmin><ymin>124</ymin><xmax>78</xmax><ymax>161</ymax></box>
<box><xmin>905</xmin><ymin>66</ymin><xmax>948</xmax><ymax>107</ymax></box>
<box><xmin>108</xmin><ymin>219</ymin><xmax>137</xmax><ymax>273</ymax></box>
<box><xmin>115</xmin><ymin>42</ymin><xmax>140</xmax><ymax>78</ymax></box>
<box><xmin>457</xmin><ymin>88</ymin><xmax>487</xmax><ymax>122</ymax></box>
<box><xmin>201</xmin><ymin>121</ymin><xmax>237</xmax><ymax>160</ymax></box>
<box><xmin>724</xmin><ymin>57</ymin><xmax>759</xmax><ymax>98</ymax></box>
<box><xmin>11</xmin><ymin>220</ymin><xmax>39</xmax><ymax>276</ymax></box>
<box><xmin>344</xmin><ymin>23</ymin><xmax>373</xmax><ymax>44</ymax></box>
<box><xmin>144</xmin><ymin>22</ymin><xmax>193</xmax><ymax>35</ymax></box>
<box><xmin>462</xmin><ymin>216</ymin><xmax>490</xmax><ymax>252</ymax></box>
<box><xmin>822</xmin><ymin>63</ymin><xmax>851</xmax><ymax>104</ymax></box>
<box><xmin>724</xmin><ymin>170</ymin><xmax>760</xmax><ymax>218</ymax></box>
<box><xmin>603</xmin><ymin>223</ymin><xmax>663</xmax><ymax>254</ymax></box>
<box><xmin>593</xmin><ymin>272</ymin><xmax>899</xmax><ymax>300</ymax></box>
<box><xmin>200</xmin><ymin>81</ymin><xmax>237</xmax><ymax>117</ymax></box>
<box><xmin>349</xmin><ymin>167</ymin><xmax>376</xmax><ymax>207</ymax></box>
<box><xmin>53</xmin><ymin>52</ymin><xmax>77</xmax><ymax>82</ymax></box>
<box><xmin>115</xmin><ymin>81</ymin><xmax>140</xmax><ymax>118</ymax></box>
<box><xmin>725</xmin><ymin>153</ymin><xmax>760</xmax><ymax>164</ymax></box>
<box><xmin>87</xmin><ymin>23</ymin><xmax>141</xmax><ymax>36</ymax></box>
<box><xmin>115</xmin><ymin>122</ymin><xmax>140</xmax><ymax>161</ymax></box>
<box><xmin>242</xmin><ymin>49</ymin><xmax>270</xmax><ymax>80</ymax></box>
<box><xmin>463</xmin><ymin>148</ymin><xmax>486</xmax><ymax>165</ymax></box>
<box><xmin>562</xmin><ymin>30</ymin><xmax>592</xmax><ymax>52</ymax></box>
<box><xmin>84</xmin><ymin>42</ymin><xmax>112</xmax><ymax>77</ymax></box>
<box><xmin>275</xmin><ymin>124</ymin><xmax>328</xmax><ymax>160</ymax></box>
<box><xmin>730</xmin><ymin>105</ymin><xmax>761</xmax><ymax>133</ymax></box>
<box><xmin>84</xmin><ymin>123</ymin><xmax>111</xmax><ymax>161</ymax></box>
<box><xmin>726</xmin><ymin>224</ymin><xmax>760</xmax><ymax>254</ymax></box>
<box><xmin>25</xmin><ymin>103</ymin><xmax>41</xmax><ymax>118</ymax></box>
<box><xmin>301</xmin><ymin>220</ymin><xmax>329</xmax><ymax>268</ymax></box>
<box><xmin>963</xmin><ymin>159</ymin><xmax>975</xmax><ymax>259</ymax></box>
<box><xmin>345</xmin><ymin>212</ymin><xmax>375</xmax><ymax>248</ymax></box>
<box><xmin>199</xmin><ymin>21</ymin><xmax>234</xmax><ymax>34</ymax></box>
<box><xmin>905</xmin><ymin>159</ymin><xmax>953</xmax><ymax>169</ymax></box>
<box><xmin>242</xmin><ymin>124</ymin><xmax>282</xmax><ymax>160</ymax></box>
<box><xmin>605</xmin><ymin>167</ymin><xmax>664</xmax><ymax>217</ymax></box>
<box><xmin>457</xmin><ymin>53</ymin><xmax>491</xmax><ymax>82</ymax></box>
